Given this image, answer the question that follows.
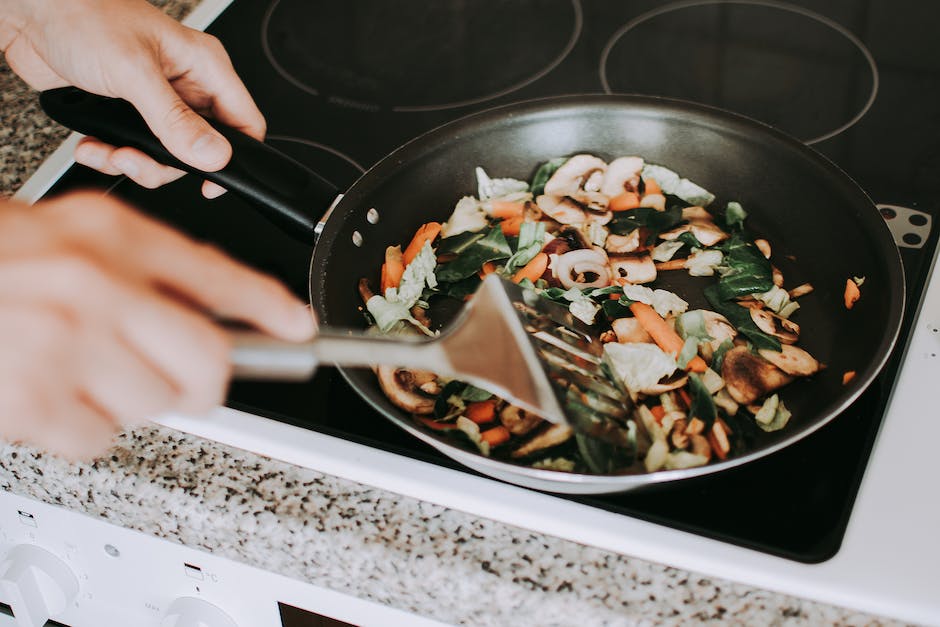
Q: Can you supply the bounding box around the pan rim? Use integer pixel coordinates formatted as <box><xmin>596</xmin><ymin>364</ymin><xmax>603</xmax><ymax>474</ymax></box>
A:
<box><xmin>311</xmin><ymin>93</ymin><xmax>905</xmax><ymax>492</ymax></box>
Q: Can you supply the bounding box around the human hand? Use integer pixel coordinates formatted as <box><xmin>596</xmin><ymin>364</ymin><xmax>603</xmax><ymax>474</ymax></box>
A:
<box><xmin>0</xmin><ymin>191</ymin><xmax>315</xmax><ymax>459</ymax></box>
<box><xmin>0</xmin><ymin>0</ymin><xmax>263</xmax><ymax>197</ymax></box>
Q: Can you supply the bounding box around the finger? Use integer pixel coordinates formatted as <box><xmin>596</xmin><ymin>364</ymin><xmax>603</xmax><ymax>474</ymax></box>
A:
<box><xmin>118</xmin><ymin>70</ymin><xmax>232</xmax><ymax>173</ymax></box>
<box><xmin>76</xmin><ymin>327</ymin><xmax>180</xmax><ymax>427</ymax></box>
<box><xmin>202</xmin><ymin>180</ymin><xmax>227</xmax><ymax>199</ymax></box>
<box><xmin>46</xmin><ymin>194</ymin><xmax>316</xmax><ymax>342</ymax></box>
<box><xmin>0</xmin><ymin>251</ymin><xmax>232</xmax><ymax>414</ymax></box>
<box><xmin>180</xmin><ymin>33</ymin><xmax>266</xmax><ymax>141</ymax></box>
<box><xmin>42</xmin><ymin>395</ymin><xmax>117</xmax><ymax>462</ymax></box>
<box><xmin>108</xmin><ymin>146</ymin><xmax>186</xmax><ymax>189</ymax></box>
<box><xmin>74</xmin><ymin>139</ymin><xmax>123</xmax><ymax>176</ymax></box>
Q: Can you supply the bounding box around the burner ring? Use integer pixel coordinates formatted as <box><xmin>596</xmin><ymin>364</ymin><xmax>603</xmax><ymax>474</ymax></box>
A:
<box><xmin>599</xmin><ymin>0</ymin><xmax>879</xmax><ymax>145</ymax></box>
<box><xmin>261</xmin><ymin>0</ymin><xmax>583</xmax><ymax>113</ymax></box>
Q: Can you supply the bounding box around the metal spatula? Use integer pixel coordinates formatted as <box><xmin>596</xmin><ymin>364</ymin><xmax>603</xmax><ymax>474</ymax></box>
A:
<box><xmin>232</xmin><ymin>275</ymin><xmax>635</xmax><ymax>447</ymax></box>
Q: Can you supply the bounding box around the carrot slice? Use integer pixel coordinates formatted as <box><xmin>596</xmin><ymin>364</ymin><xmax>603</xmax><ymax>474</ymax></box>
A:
<box><xmin>629</xmin><ymin>302</ymin><xmax>707</xmax><ymax>372</ymax></box>
<box><xmin>844</xmin><ymin>278</ymin><xmax>861</xmax><ymax>309</ymax></box>
<box><xmin>512</xmin><ymin>252</ymin><xmax>549</xmax><ymax>284</ymax></box>
<box><xmin>417</xmin><ymin>417</ymin><xmax>459</xmax><ymax>431</ymax></box>
<box><xmin>491</xmin><ymin>200</ymin><xmax>525</xmax><ymax>219</ymax></box>
<box><xmin>678</xmin><ymin>388</ymin><xmax>692</xmax><ymax>410</ymax></box>
<box><xmin>478</xmin><ymin>261</ymin><xmax>498</xmax><ymax>279</ymax></box>
<box><xmin>643</xmin><ymin>176</ymin><xmax>662</xmax><ymax>196</ymax></box>
<box><xmin>403</xmin><ymin>222</ymin><xmax>442</xmax><ymax>266</ymax></box>
<box><xmin>842</xmin><ymin>371</ymin><xmax>857</xmax><ymax>385</ymax></box>
<box><xmin>480</xmin><ymin>425</ymin><xmax>511</xmax><ymax>447</ymax></box>
<box><xmin>609</xmin><ymin>191</ymin><xmax>641</xmax><ymax>212</ymax></box>
<box><xmin>380</xmin><ymin>263</ymin><xmax>389</xmax><ymax>293</ymax></box>
<box><xmin>500</xmin><ymin>216</ymin><xmax>525</xmax><ymax>236</ymax></box>
<box><xmin>466</xmin><ymin>399</ymin><xmax>498</xmax><ymax>424</ymax></box>
<box><xmin>650</xmin><ymin>404</ymin><xmax>666</xmax><ymax>424</ymax></box>
<box><xmin>383</xmin><ymin>245</ymin><xmax>404</xmax><ymax>291</ymax></box>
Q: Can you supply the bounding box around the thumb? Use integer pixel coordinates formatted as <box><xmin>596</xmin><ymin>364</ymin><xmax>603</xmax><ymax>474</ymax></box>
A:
<box><xmin>121</xmin><ymin>76</ymin><xmax>232</xmax><ymax>173</ymax></box>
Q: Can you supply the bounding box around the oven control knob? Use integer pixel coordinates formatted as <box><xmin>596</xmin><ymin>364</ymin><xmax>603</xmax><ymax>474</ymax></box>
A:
<box><xmin>0</xmin><ymin>544</ymin><xmax>79</xmax><ymax>627</ymax></box>
<box><xmin>162</xmin><ymin>596</ymin><xmax>238</xmax><ymax>627</ymax></box>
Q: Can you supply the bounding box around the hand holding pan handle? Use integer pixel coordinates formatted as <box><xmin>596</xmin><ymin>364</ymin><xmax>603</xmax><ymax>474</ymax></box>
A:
<box><xmin>39</xmin><ymin>87</ymin><xmax>339</xmax><ymax>241</ymax></box>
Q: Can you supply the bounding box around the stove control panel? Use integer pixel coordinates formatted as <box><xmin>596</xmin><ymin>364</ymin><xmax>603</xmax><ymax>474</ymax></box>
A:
<box><xmin>0</xmin><ymin>544</ymin><xmax>78</xmax><ymax>627</ymax></box>
<box><xmin>0</xmin><ymin>492</ymin><xmax>447</xmax><ymax>627</ymax></box>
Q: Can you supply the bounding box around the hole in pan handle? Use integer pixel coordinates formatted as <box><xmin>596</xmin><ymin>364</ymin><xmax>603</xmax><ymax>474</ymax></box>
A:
<box><xmin>38</xmin><ymin>87</ymin><xmax>339</xmax><ymax>242</ymax></box>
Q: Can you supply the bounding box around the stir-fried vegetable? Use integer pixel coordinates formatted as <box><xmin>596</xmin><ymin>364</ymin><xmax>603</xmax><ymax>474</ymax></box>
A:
<box><xmin>359</xmin><ymin>154</ymin><xmax>831</xmax><ymax>476</ymax></box>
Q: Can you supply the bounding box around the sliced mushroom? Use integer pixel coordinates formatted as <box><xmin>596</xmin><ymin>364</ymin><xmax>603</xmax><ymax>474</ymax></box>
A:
<box><xmin>536</xmin><ymin>195</ymin><xmax>587</xmax><ymax>225</ymax></box>
<box><xmin>554</xmin><ymin>247</ymin><xmax>611</xmax><ymax>289</ymax></box>
<box><xmin>660</xmin><ymin>220</ymin><xmax>729</xmax><ymax>247</ymax></box>
<box><xmin>376</xmin><ymin>366</ymin><xmax>438</xmax><ymax>414</ymax></box>
<box><xmin>611</xmin><ymin>317</ymin><xmax>653</xmax><ymax>344</ymax></box>
<box><xmin>750</xmin><ymin>309</ymin><xmax>800</xmax><ymax>344</ymax></box>
<box><xmin>499</xmin><ymin>405</ymin><xmax>543</xmax><ymax>436</ymax></box>
<box><xmin>605</xmin><ymin>230</ymin><xmax>642</xmax><ymax>253</ymax></box>
<box><xmin>681</xmin><ymin>206</ymin><xmax>711</xmax><ymax>221</ymax></box>
<box><xmin>600</xmin><ymin>156</ymin><xmax>643</xmax><ymax>197</ymax></box>
<box><xmin>721</xmin><ymin>346</ymin><xmax>793</xmax><ymax>405</ymax></box>
<box><xmin>584</xmin><ymin>209</ymin><xmax>613</xmax><ymax>226</ymax></box>
<box><xmin>544</xmin><ymin>154</ymin><xmax>609</xmax><ymax>206</ymax></box>
<box><xmin>755</xmin><ymin>238</ymin><xmax>772</xmax><ymax>259</ymax></box>
<box><xmin>358</xmin><ymin>278</ymin><xmax>375</xmax><ymax>304</ymax></box>
<box><xmin>758</xmin><ymin>345</ymin><xmax>820</xmax><ymax>376</ymax></box>
<box><xmin>609</xmin><ymin>253</ymin><xmax>657</xmax><ymax>284</ymax></box>
<box><xmin>510</xmin><ymin>423</ymin><xmax>574</xmax><ymax>458</ymax></box>
<box><xmin>699</xmin><ymin>311</ymin><xmax>737</xmax><ymax>361</ymax></box>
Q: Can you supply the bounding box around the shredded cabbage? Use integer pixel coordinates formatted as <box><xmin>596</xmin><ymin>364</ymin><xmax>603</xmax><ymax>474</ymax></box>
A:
<box><xmin>442</xmin><ymin>196</ymin><xmax>487</xmax><ymax>237</ymax></box>
<box><xmin>476</xmin><ymin>167</ymin><xmax>529</xmax><ymax>201</ymax></box>
<box><xmin>756</xmin><ymin>285</ymin><xmax>800</xmax><ymax>319</ymax></box>
<box><xmin>754</xmin><ymin>394</ymin><xmax>792</xmax><ymax>432</ymax></box>
<box><xmin>652</xmin><ymin>240</ymin><xmax>684</xmax><ymax>262</ymax></box>
<box><xmin>367</xmin><ymin>241</ymin><xmax>439</xmax><ymax>335</ymax></box>
<box><xmin>685</xmin><ymin>249</ymin><xmax>724</xmax><ymax>276</ymax></box>
<box><xmin>641</xmin><ymin>164</ymin><xmax>715</xmax><ymax>206</ymax></box>
<box><xmin>621</xmin><ymin>285</ymin><xmax>689</xmax><ymax>318</ymax></box>
<box><xmin>603</xmin><ymin>342</ymin><xmax>678</xmax><ymax>397</ymax></box>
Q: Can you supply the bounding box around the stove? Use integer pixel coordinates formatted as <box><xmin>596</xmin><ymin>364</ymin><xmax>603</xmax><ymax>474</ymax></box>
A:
<box><xmin>18</xmin><ymin>0</ymin><xmax>940</xmax><ymax>623</ymax></box>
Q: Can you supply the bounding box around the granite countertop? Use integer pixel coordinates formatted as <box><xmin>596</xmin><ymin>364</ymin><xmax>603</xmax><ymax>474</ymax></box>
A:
<box><xmin>0</xmin><ymin>3</ymin><xmax>907</xmax><ymax>626</ymax></box>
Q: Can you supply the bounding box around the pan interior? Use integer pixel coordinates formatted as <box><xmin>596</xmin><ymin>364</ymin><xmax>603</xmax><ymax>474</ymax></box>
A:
<box><xmin>310</xmin><ymin>96</ymin><xmax>902</xmax><ymax>488</ymax></box>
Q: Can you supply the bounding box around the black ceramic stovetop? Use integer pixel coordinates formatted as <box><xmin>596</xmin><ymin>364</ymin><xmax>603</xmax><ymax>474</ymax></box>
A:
<box><xmin>45</xmin><ymin>0</ymin><xmax>940</xmax><ymax>562</ymax></box>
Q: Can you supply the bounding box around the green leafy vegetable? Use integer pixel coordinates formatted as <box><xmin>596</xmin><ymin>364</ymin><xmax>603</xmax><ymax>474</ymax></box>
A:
<box><xmin>677</xmin><ymin>337</ymin><xmax>699</xmax><ymax>369</ymax></box>
<box><xmin>460</xmin><ymin>384</ymin><xmax>493</xmax><ymax>402</ymax></box>
<box><xmin>687</xmin><ymin>373</ymin><xmax>717</xmax><ymax>428</ymax></box>
<box><xmin>723</xmin><ymin>201</ymin><xmax>748</xmax><ymax>231</ymax></box>
<box><xmin>711</xmin><ymin>338</ymin><xmax>735</xmax><ymax>372</ymax></box>
<box><xmin>435</xmin><ymin>227</ymin><xmax>511</xmax><ymax>282</ymax></box>
<box><xmin>715</xmin><ymin>234</ymin><xmax>774</xmax><ymax>300</ymax></box>
<box><xmin>437</xmin><ymin>230</ymin><xmax>486</xmax><ymax>256</ymax></box>
<box><xmin>704</xmin><ymin>285</ymin><xmax>781</xmax><ymax>351</ymax></box>
<box><xmin>529</xmin><ymin>157</ymin><xmax>568</xmax><ymax>196</ymax></box>
<box><xmin>609</xmin><ymin>205</ymin><xmax>684</xmax><ymax>243</ymax></box>
<box><xmin>505</xmin><ymin>222</ymin><xmax>546</xmax><ymax>274</ymax></box>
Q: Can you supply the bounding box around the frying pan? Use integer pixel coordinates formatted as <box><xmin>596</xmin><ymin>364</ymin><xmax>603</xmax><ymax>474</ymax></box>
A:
<box><xmin>40</xmin><ymin>89</ymin><xmax>904</xmax><ymax>494</ymax></box>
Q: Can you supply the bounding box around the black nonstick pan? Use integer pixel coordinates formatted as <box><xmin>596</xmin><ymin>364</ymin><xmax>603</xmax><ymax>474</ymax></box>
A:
<box><xmin>40</xmin><ymin>89</ymin><xmax>904</xmax><ymax>494</ymax></box>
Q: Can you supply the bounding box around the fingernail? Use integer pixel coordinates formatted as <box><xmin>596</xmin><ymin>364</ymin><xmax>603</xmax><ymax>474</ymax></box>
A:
<box><xmin>191</xmin><ymin>133</ymin><xmax>228</xmax><ymax>168</ymax></box>
<box><xmin>111</xmin><ymin>156</ymin><xmax>139</xmax><ymax>178</ymax></box>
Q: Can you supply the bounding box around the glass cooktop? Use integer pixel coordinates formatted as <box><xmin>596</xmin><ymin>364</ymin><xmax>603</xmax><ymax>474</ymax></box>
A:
<box><xmin>43</xmin><ymin>0</ymin><xmax>940</xmax><ymax>562</ymax></box>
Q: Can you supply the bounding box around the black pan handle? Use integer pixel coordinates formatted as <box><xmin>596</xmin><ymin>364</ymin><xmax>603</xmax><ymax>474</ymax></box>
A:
<box><xmin>39</xmin><ymin>87</ymin><xmax>339</xmax><ymax>241</ymax></box>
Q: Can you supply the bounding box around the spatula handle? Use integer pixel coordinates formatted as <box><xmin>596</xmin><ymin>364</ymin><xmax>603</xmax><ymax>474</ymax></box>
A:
<box><xmin>229</xmin><ymin>331</ymin><xmax>451</xmax><ymax>381</ymax></box>
<box><xmin>39</xmin><ymin>87</ymin><xmax>339</xmax><ymax>241</ymax></box>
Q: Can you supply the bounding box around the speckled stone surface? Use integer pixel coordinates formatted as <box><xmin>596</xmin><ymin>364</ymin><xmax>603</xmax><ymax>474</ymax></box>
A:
<box><xmin>0</xmin><ymin>2</ymin><xmax>912</xmax><ymax>626</ymax></box>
